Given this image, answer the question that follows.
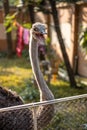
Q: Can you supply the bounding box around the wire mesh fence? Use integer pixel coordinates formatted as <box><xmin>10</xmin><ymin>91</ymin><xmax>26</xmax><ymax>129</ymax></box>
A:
<box><xmin>44</xmin><ymin>96</ymin><xmax>87</xmax><ymax>130</ymax></box>
<box><xmin>0</xmin><ymin>94</ymin><xmax>87</xmax><ymax>130</ymax></box>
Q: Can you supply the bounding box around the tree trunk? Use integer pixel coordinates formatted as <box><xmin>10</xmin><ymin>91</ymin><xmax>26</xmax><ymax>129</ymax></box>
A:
<box><xmin>72</xmin><ymin>4</ymin><xmax>79</xmax><ymax>74</ymax></box>
<box><xmin>3</xmin><ymin>0</ymin><xmax>13</xmax><ymax>57</ymax></box>
<box><xmin>49</xmin><ymin>0</ymin><xmax>77</xmax><ymax>87</ymax></box>
<box><xmin>28</xmin><ymin>4</ymin><xmax>35</xmax><ymax>23</ymax></box>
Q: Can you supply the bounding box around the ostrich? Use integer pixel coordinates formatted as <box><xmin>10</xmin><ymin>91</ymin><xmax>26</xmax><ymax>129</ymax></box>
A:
<box><xmin>0</xmin><ymin>22</ymin><xmax>54</xmax><ymax>130</ymax></box>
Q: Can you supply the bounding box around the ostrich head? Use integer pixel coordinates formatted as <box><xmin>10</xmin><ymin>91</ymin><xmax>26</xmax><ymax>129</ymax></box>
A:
<box><xmin>31</xmin><ymin>22</ymin><xmax>47</xmax><ymax>45</ymax></box>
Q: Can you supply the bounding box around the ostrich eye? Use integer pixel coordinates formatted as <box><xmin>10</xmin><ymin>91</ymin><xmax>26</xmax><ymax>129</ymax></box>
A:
<box><xmin>34</xmin><ymin>28</ymin><xmax>38</xmax><ymax>31</ymax></box>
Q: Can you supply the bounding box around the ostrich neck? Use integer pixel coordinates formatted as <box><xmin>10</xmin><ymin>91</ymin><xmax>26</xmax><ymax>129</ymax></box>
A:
<box><xmin>29</xmin><ymin>33</ymin><xmax>54</xmax><ymax>101</ymax></box>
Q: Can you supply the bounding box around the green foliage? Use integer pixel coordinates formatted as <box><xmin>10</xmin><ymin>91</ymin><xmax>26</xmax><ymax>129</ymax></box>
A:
<box><xmin>56</xmin><ymin>0</ymin><xmax>82</xmax><ymax>2</ymax></box>
<box><xmin>0</xmin><ymin>52</ymin><xmax>7</xmax><ymax>58</ymax></box>
<box><xmin>22</xmin><ymin>49</ymin><xmax>29</xmax><ymax>58</ymax></box>
<box><xmin>0</xmin><ymin>0</ymin><xmax>17</xmax><ymax>6</ymax></box>
<box><xmin>4</xmin><ymin>13</ymin><xmax>17</xmax><ymax>32</ymax></box>
<box><xmin>80</xmin><ymin>28</ymin><xmax>87</xmax><ymax>53</ymax></box>
<box><xmin>20</xmin><ymin>79</ymin><xmax>39</xmax><ymax>102</ymax></box>
<box><xmin>46</xmin><ymin>37</ymin><xmax>51</xmax><ymax>45</ymax></box>
<box><xmin>22</xmin><ymin>23</ymin><xmax>32</xmax><ymax>29</ymax></box>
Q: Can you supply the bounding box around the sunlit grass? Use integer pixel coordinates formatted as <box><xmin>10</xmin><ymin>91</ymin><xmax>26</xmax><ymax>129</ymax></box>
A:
<box><xmin>0</xmin><ymin>57</ymin><xmax>32</xmax><ymax>93</ymax></box>
<box><xmin>50</xmin><ymin>79</ymin><xmax>87</xmax><ymax>99</ymax></box>
<box><xmin>0</xmin><ymin>57</ymin><xmax>87</xmax><ymax>102</ymax></box>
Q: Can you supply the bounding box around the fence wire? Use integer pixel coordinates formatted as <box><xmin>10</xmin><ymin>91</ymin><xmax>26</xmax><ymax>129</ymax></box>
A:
<box><xmin>0</xmin><ymin>94</ymin><xmax>87</xmax><ymax>130</ymax></box>
<box><xmin>44</xmin><ymin>97</ymin><xmax>87</xmax><ymax>130</ymax></box>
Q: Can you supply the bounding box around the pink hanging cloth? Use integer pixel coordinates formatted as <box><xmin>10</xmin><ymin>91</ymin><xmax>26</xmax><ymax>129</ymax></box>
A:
<box><xmin>16</xmin><ymin>25</ymin><xmax>24</xmax><ymax>57</ymax></box>
<box><xmin>23</xmin><ymin>28</ymin><xmax>29</xmax><ymax>45</ymax></box>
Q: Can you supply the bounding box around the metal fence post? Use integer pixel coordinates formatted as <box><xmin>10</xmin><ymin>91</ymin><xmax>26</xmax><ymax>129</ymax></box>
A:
<box><xmin>33</xmin><ymin>106</ymin><xmax>37</xmax><ymax>130</ymax></box>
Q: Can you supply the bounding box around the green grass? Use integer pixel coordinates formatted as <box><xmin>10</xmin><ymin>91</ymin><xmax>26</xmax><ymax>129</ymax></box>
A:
<box><xmin>0</xmin><ymin>57</ymin><xmax>32</xmax><ymax>93</ymax></box>
<box><xmin>50</xmin><ymin>80</ymin><xmax>87</xmax><ymax>98</ymax></box>
<box><xmin>0</xmin><ymin>57</ymin><xmax>87</xmax><ymax>103</ymax></box>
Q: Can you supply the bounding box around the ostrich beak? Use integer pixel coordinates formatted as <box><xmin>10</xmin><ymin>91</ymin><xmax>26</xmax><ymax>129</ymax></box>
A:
<box><xmin>40</xmin><ymin>28</ymin><xmax>47</xmax><ymax>35</ymax></box>
<box><xmin>41</xmin><ymin>31</ymin><xmax>47</xmax><ymax>35</ymax></box>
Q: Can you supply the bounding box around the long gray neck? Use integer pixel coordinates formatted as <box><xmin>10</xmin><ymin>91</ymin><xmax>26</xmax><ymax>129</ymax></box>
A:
<box><xmin>29</xmin><ymin>31</ymin><xmax>54</xmax><ymax>101</ymax></box>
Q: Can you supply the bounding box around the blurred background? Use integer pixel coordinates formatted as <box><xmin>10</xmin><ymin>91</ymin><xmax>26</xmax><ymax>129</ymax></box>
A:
<box><xmin>0</xmin><ymin>0</ymin><xmax>87</xmax><ymax>103</ymax></box>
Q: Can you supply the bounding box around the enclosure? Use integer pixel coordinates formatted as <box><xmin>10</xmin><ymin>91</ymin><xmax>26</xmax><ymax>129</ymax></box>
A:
<box><xmin>0</xmin><ymin>94</ymin><xmax>87</xmax><ymax>130</ymax></box>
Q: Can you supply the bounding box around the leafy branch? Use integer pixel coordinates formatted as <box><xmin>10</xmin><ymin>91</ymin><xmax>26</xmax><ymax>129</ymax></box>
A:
<box><xmin>80</xmin><ymin>28</ymin><xmax>87</xmax><ymax>53</ymax></box>
<box><xmin>4</xmin><ymin>12</ymin><xmax>18</xmax><ymax>32</ymax></box>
